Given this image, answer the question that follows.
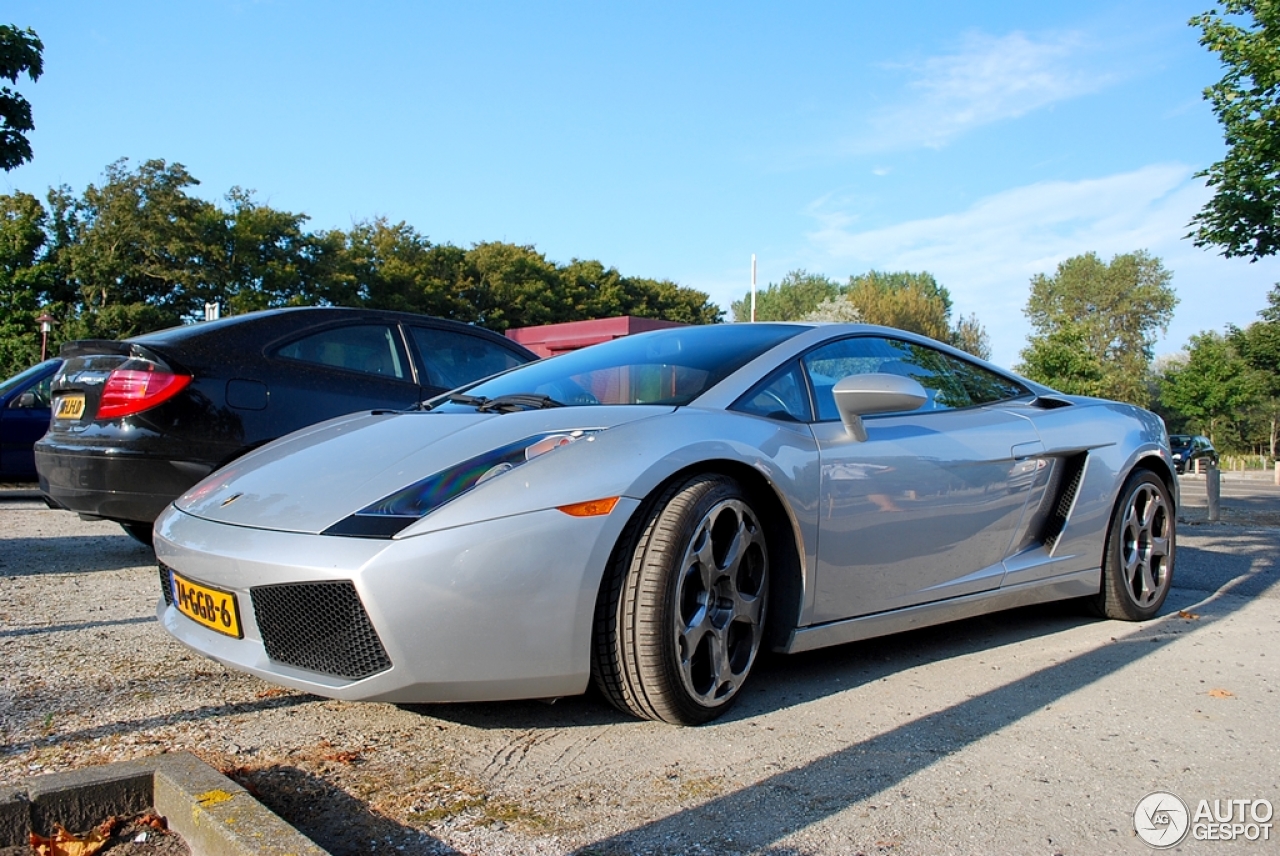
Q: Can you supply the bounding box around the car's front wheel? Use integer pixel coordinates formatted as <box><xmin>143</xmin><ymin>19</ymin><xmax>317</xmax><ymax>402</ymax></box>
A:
<box><xmin>1091</xmin><ymin>469</ymin><xmax>1174</xmax><ymax>621</ymax></box>
<box><xmin>593</xmin><ymin>474</ymin><xmax>769</xmax><ymax>725</ymax></box>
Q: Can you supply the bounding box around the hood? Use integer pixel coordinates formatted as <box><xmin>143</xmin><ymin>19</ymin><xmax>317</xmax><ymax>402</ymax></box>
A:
<box><xmin>175</xmin><ymin>406</ymin><xmax>671</xmax><ymax>534</ymax></box>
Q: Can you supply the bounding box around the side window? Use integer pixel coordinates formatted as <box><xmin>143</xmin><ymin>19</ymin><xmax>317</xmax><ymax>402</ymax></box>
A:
<box><xmin>801</xmin><ymin>337</ymin><xmax>1025</xmax><ymax>421</ymax></box>
<box><xmin>408</xmin><ymin>326</ymin><xmax>528</xmax><ymax>390</ymax></box>
<box><xmin>733</xmin><ymin>361</ymin><xmax>812</xmax><ymax>422</ymax></box>
<box><xmin>803</xmin><ymin>337</ymin><xmax>967</xmax><ymax>421</ymax></box>
<box><xmin>274</xmin><ymin>325</ymin><xmax>407</xmax><ymax>379</ymax></box>
<box><xmin>945</xmin><ymin>354</ymin><xmax>1029</xmax><ymax>405</ymax></box>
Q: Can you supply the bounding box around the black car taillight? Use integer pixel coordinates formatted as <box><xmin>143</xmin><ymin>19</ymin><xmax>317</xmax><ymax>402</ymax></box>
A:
<box><xmin>97</xmin><ymin>368</ymin><xmax>192</xmax><ymax>419</ymax></box>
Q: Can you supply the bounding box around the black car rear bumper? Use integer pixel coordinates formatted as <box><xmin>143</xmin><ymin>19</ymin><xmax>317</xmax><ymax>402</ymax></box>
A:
<box><xmin>35</xmin><ymin>444</ymin><xmax>215</xmax><ymax>525</ymax></box>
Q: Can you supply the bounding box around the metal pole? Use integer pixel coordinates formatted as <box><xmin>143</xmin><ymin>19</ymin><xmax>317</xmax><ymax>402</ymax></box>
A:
<box><xmin>750</xmin><ymin>254</ymin><xmax>757</xmax><ymax>323</ymax></box>
<box><xmin>1207</xmin><ymin>463</ymin><xmax>1221</xmax><ymax>522</ymax></box>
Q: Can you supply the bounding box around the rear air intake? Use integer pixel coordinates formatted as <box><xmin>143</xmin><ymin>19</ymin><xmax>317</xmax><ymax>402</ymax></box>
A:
<box><xmin>250</xmin><ymin>581</ymin><xmax>392</xmax><ymax>680</ymax></box>
<box><xmin>1041</xmin><ymin>454</ymin><xmax>1088</xmax><ymax>552</ymax></box>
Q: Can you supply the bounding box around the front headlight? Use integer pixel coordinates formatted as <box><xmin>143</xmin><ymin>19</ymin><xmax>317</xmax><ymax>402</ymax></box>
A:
<box><xmin>323</xmin><ymin>431</ymin><xmax>599</xmax><ymax>538</ymax></box>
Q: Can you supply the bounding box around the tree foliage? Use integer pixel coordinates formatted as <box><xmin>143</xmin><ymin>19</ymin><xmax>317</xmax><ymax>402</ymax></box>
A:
<box><xmin>0</xmin><ymin>159</ymin><xmax>721</xmax><ymax>378</ymax></box>
<box><xmin>1228</xmin><ymin>284</ymin><xmax>1280</xmax><ymax>454</ymax></box>
<box><xmin>731</xmin><ymin>268</ymin><xmax>992</xmax><ymax>359</ymax></box>
<box><xmin>1018</xmin><ymin>251</ymin><xmax>1177</xmax><ymax>406</ymax></box>
<box><xmin>1159</xmin><ymin>330</ymin><xmax>1263</xmax><ymax>444</ymax></box>
<box><xmin>1189</xmin><ymin>1</ymin><xmax>1280</xmax><ymax>258</ymax></box>
<box><xmin>0</xmin><ymin>24</ymin><xmax>42</xmax><ymax>171</ymax></box>
<box><xmin>730</xmin><ymin>270</ymin><xmax>839</xmax><ymax>322</ymax></box>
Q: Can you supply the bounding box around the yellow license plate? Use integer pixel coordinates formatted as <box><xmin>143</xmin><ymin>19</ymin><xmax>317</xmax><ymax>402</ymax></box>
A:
<box><xmin>55</xmin><ymin>394</ymin><xmax>85</xmax><ymax>419</ymax></box>
<box><xmin>170</xmin><ymin>570</ymin><xmax>243</xmax><ymax>638</ymax></box>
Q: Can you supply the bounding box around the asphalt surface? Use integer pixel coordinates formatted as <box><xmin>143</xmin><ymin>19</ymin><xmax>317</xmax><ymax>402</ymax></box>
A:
<box><xmin>1</xmin><ymin>474</ymin><xmax>1278</xmax><ymax>855</ymax></box>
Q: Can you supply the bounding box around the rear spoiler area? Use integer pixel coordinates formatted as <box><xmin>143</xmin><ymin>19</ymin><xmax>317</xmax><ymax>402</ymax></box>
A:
<box><xmin>59</xmin><ymin>339</ymin><xmax>167</xmax><ymax>363</ymax></box>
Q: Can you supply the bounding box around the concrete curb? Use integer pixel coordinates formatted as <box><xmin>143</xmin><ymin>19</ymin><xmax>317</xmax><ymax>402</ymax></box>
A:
<box><xmin>1</xmin><ymin>752</ymin><xmax>328</xmax><ymax>856</ymax></box>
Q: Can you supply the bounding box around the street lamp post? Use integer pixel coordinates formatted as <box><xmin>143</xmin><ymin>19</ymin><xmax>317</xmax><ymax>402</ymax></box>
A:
<box><xmin>36</xmin><ymin>312</ymin><xmax>55</xmax><ymax>361</ymax></box>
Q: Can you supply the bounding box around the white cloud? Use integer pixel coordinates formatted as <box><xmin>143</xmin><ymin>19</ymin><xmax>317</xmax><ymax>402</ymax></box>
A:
<box><xmin>806</xmin><ymin>165</ymin><xmax>1280</xmax><ymax>368</ymax></box>
<box><xmin>854</xmin><ymin>31</ymin><xmax>1115</xmax><ymax>153</ymax></box>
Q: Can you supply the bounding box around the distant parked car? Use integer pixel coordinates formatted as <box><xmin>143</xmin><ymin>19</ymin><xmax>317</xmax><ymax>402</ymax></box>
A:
<box><xmin>1169</xmin><ymin>434</ymin><xmax>1218</xmax><ymax>474</ymax></box>
<box><xmin>0</xmin><ymin>359</ymin><xmax>62</xmax><ymax>480</ymax></box>
<box><xmin>36</xmin><ymin>308</ymin><xmax>536</xmax><ymax>543</ymax></box>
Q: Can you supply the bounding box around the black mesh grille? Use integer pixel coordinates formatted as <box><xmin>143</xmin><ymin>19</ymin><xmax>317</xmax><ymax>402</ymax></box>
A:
<box><xmin>158</xmin><ymin>561</ymin><xmax>174</xmax><ymax>606</ymax></box>
<box><xmin>250</xmin><ymin>581</ymin><xmax>392</xmax><ymax>680</ymax></box>
<box><xmin>1042</xmin><ymin>454</ymin><xmax>1088</xmax><ymax>551</ymax></box>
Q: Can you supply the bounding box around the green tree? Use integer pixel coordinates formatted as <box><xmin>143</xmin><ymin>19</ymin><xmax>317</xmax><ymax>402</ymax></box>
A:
<box><xmin>0</xmin><ymin>191</ymin><xmax>49</xmax><ymax>375</ymax></box>
<box><xmin>730</xmin><ymin>270</ymin><xmax>839</xmax><ymax>321</ymax></box>
<box><xmin>1160</xmin><ymin>330</ymin><xmax>1263</xmax><ymax>445</ymax></box>
<box><xmin>461</xmin><ymin>241</ymin><xmax>566</xmax><ymax>330</ymax></box>
<box><xmin>845</xmin><ymin>271</ymin><xmax>953</xmax><ymax>341</ymax></box>
<box><xmin>62</xmin><ymin>159</ymin><xmax>216</xmax><ymax>329</ymax></box>
<box><xmin>950</xmin><ymin>312</ymin><xmax>992</xmax><ymax>361</ymax></box>
<box><xmin>0</xmin><ymin>25</ymin><xmax>42</xmax><ymax>171</ymax></box>
<box><xmin>211</xmin><ymin>188</ymin><xmax>335</xmax><ymax>314</ymax></box>
<box><xmin>1019</xmin><ymin>251</ymin><xmax>1177</xmax><ymax>405</ymax></box>
<box><xmin>1017</xmin><ymin>322</ymin><xmax>1109</xmax><ymax>397</ymax></box>
<box><xmin>1189</xmin><ymin>2</ymin><xmax>1280</xmax><ymax>258</ymax></box>
<box><xmin>1231</xmin><ymin>284</ymin><xmax>1280</xmax><ymax>454</ymax></box>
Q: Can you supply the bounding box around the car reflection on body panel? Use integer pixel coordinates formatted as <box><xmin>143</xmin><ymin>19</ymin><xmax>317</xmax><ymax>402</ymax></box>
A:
<box><xmin>155</xmin><ymin>323</ymin><xmax>1178</xmax><ymax>725</ymax></box>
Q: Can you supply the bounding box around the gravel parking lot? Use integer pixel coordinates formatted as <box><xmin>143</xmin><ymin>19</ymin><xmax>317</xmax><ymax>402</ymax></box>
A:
<box><xmin>2</xmin><ymin>478</ymin><xmax>1278</xmax><ymax>855</ymax></box>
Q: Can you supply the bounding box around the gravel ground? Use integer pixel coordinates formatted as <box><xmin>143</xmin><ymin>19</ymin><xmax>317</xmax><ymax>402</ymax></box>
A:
<box><xmin>2</xmin><ymin>483</ymin><xmax>1278</xmax><ymax>855</ymax></box>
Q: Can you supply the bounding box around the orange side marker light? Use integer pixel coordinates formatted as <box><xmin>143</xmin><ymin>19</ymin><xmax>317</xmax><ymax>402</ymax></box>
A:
<box><xmin>557</xmin><ymin>497</ymin><xmax>620</xmax><ymax>517</ymax></box>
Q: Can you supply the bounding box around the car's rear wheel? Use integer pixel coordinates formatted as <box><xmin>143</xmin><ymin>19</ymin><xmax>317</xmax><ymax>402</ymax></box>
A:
<box><xmin>1092</xmin><ymin>470</ymin><xmax>1174</xmax><ymax>621</ymax></box>
<box><xmin>593</xmin><ymin>474</ymin><xmax>769</xmax><ymax>725</ymax></box>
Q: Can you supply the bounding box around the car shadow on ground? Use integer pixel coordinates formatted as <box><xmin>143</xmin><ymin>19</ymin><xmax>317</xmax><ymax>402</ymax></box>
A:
<box><xmin>221</xmin><ymin>764</ymin><xmax>464</xmax><ymax>856</ymax></box>
<box><xmin>0</xmin><ymin>534</ymin><xmax>152</xmax><ymax>575</ymax></box>
<box><xmin>574</xmin><ymin>541</ymin><xmax>1274</xmax><ymax>854</ymax></box>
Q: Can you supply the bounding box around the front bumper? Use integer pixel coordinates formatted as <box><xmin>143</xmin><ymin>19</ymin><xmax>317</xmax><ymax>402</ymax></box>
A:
<box><xmin>36</xmin><ymin>444</ymin><xmax>215</xmax><ymax>524</ymax></box>
<box><xmin>154</xmin><ymin>498</ymin><xmax>639</xmax><ymax>703</ymax></box>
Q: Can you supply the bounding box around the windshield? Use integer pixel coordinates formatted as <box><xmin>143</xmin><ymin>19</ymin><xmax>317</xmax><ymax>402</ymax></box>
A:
<box><xmin>0</xmin><ymin>360</ymin><xmax>58</xmax><ymax>398</ymax></box>
<box><xmin>431</xmin><ymin>324</ymin><xmax>805</xmax><ymax>410</ymax></box>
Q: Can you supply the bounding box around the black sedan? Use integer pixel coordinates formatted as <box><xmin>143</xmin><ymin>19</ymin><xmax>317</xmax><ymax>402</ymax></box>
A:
<box><xmin>0</xmin><ymin>358</ymin><xmax>62</xmax><ymax>480</ymax></box>
<box><xmin>1169</xmin><ymin>434</ymin><xmax>1218</xmax><ymax>474</ymax></box>
<box><xmin>36</xmin><ymin>307</ymin><xmax>536</xmax><ymax>542</ymax></box>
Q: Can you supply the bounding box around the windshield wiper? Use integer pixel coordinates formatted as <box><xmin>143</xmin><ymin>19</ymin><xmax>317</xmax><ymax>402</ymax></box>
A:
<box><xmin>445</xmin><ymin>392</ymin><xmax>564</xmax><ymax>413</ymax></box>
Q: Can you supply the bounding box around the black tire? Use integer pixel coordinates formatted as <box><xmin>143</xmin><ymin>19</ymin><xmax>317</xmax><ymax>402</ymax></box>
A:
<box><xmin>120</xmin><ymin>521</ymin><xmax>154</xmax><ymax>548</ymax></box>
<box><xmin>1091</xmin><ymin>470</ymin><xmax>1174</xmax><ymax>621</ymax></box>
<box><xmin>592</xmin><ymin>474</ymin><xmax>769</xmax><ymax>725</ymax></box>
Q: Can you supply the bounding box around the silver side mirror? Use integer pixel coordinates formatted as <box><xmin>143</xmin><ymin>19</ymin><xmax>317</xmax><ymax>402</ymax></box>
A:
<box><xmin>833</xmin><ymin>373</ymin><xmax>928</xmax><ymax>441</ymax></box>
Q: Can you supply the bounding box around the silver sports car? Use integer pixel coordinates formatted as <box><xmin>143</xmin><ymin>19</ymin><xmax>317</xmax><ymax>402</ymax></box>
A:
<box><xmin>155</xmin><ymin>323</ymin><xmax>1176</xmax><ymax>725</ymax></box>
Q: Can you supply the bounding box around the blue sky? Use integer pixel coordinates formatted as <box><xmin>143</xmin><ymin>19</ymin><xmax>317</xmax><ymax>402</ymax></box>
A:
<box><xmin>5</xmin><ymin>0</ymin><xmax>1278</xmax><ymax>367</ymax></box>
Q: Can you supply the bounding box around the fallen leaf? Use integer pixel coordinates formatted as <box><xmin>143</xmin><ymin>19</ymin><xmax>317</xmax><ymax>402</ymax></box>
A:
<box><xmin>29</xmin><ymin>823</ymin><xmax>109</xmax><ymax>856</ymax></box>
<box><xmin>1208</xmin><ymin>688</ymin><xmax>1235</xmax><ymax>698</ymax></box>
<box><xmin>1178</xmin><ymin>610</ymin><xmax>1200</xmax><ymax>620</ymax></box>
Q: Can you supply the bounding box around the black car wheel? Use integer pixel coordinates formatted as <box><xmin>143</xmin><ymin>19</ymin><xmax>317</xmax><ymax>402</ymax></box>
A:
<box><xmin>1091</xmin><ymin>470</ymin><xmax>1174</xmax><ymax>621</ymax></box>
<box><xmin>593</xmin><ymin>474</ymin><xmax>769</xmax><ymax>725</ymax></box>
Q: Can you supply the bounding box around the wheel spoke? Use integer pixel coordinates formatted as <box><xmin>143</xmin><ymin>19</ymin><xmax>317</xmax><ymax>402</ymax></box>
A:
<box><xmin>673</xmin><ymin>497</ymin><xmax>768</xmax><ymax>707</ymax></box>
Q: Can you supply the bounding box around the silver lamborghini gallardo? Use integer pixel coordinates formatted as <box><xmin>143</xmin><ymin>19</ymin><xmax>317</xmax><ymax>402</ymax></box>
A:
<box><xmin>155</xmin><ymin>323</ymin><xmax>1176</xmax><ymax>725</ymax></box>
